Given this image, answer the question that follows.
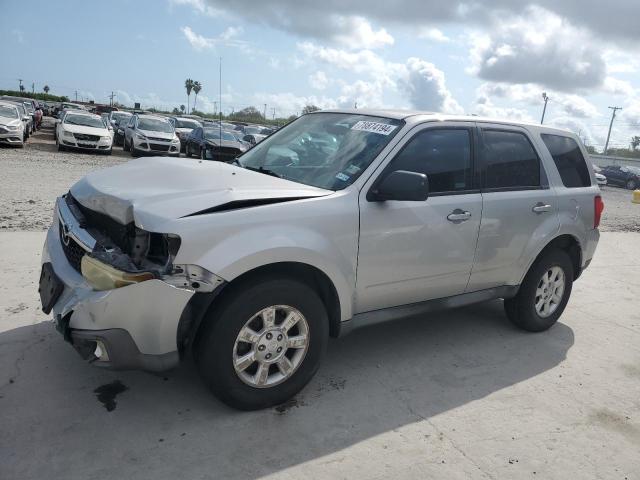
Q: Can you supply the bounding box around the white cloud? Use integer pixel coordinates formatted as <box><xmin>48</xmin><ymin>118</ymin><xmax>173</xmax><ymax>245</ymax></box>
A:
<box><xmin>308</xmin><ymin>71</ymin><xmax>330</xmax><ymax>90</ymax></box>
<box><xmin>418</xmin><ymin>28</ymin><xmax>450</xmax><ymax>43</ymax></box>
<box><xmin>181</xmin><ymin>26</ymin><xmax>252</xmax><ymax>52</ymax></box>
<box><xmin>469</xmin><ymin>7</ymin><xmax>606</xmax><ymax>91</ymax></box>
<box><xmin>331</xmin><ymin>16</ymin><xmax>394</xmax><ymax>49</ymax></box>
<box><xmin>169</xmin><ymin>0</ymin><xmax>225</xmax><ymax>17</ymax></box>
<box><xmin>603</xmin><ymin>76</ymin><xmax>636</xmax><ymax>97</ymax></box>
<box><xmin>401</xmin><ymin>58</ymin><xmax>463</xmax><ymax>113</ymax></box>
<box><xmin>181</xmin><ymin>26</ymin><xmax>215</xmax><ymax>50</ymax></box>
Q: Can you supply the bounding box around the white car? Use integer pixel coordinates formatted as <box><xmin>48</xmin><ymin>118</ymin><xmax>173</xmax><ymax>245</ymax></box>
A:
<box><xmin>0</xmin><ymin>101</ymin><xmax>25</xmax><ymax>147</ymax></box>
<box><xmin>123</xmin><ymin>114</ymin><xmax>180</xmax><ymax>157</ymax></box>
<box><xmin>40</xmin><ymin>110</ymin><xmax>602</xmax><ymax>410</ymax></box>
<box><xmin>592</xmin><ymin>164</ymin><xmax>607</xmax><ymax>186</ymax></box>
<box><xmin>170</xmin><ymin>117</ymin><xmax>203</xmax><ymax>152</ymax></box>
<box><xmin>56</xmin><ymin>111</ymin><xmax>113</xmax><ymax>154</ymax></box>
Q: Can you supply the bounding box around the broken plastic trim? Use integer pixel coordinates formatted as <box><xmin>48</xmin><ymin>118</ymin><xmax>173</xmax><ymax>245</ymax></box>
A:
<box><xmin>182</xmin><ymin>197</ymin><xmax>310</xmax><ymax>217</ymax></box>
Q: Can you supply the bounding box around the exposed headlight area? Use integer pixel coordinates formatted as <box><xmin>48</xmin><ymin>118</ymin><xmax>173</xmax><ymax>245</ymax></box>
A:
<box><xmin>59</xmin><ymin>195</ymin><xmax>222</xmax><ymax>293</ymax></box>
<box><xmin>63</xmin><ymin>130</ymin><xmax>75</xmax><ymax>138</ymax></box>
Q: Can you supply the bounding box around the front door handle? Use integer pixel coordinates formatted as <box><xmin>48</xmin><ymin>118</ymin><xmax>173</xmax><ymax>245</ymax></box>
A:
<box><xmin>447</xmin><ymin>209</ymin><xmax>472</xmax><ymax>222</ymax></box>
<box><xmin>532</xmin><ymin>203</ymin><xmax>552</xmax><ymax>213</ymax></box>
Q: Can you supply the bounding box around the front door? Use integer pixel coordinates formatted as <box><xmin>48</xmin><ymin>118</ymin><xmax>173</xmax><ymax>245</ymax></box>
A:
<box><xmin>356</xmin><ymin>124</ymin><xmax>482</xmax><ymax>313</ymax></box>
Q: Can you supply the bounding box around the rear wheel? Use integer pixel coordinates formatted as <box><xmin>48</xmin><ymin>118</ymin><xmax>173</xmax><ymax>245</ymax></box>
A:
<box><xmin>195</xmin><ymin>276</ymin><xmax>329</xmax><ymax>410</ymax></box>
<box><xmin>504</xmin><ymin>249</ymin><xmax>573</xmax><ymax>332</ymax></box>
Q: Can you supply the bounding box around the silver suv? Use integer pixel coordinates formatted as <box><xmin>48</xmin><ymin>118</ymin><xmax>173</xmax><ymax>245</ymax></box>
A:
<box><xmin>39</xmin><ymin>110</ymin><xmax>602</xmax><ymax>410</ymax></box>
<box><xmin>123</xmin><ymin>113</ymin><xmax>180</xmax><ymax>157</ymax></box>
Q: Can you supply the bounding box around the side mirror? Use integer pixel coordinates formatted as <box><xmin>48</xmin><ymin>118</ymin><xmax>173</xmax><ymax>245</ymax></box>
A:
<box><xmin>368</xmin><ymin>170</ymin><xmax>429</xmax><ymax>202</ymax></box>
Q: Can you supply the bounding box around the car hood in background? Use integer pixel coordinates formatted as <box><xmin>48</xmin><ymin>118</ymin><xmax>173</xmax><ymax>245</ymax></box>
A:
<box><xmin>138</xmin><ymin>129</ymin><xmax>174</xmax><ymax>140</ymax></box>
<box><xmin>70</xmin><ymin>157</ymin><xmax>332</xmax><ymax>227</ymax></box>
<box><xmin>205</xmin><ymin>139</ymin><xmax>247</xmax><ymax>150</ymax></box>
<box><xmin>61</xmin><ymin>124</ymin><xmax>109</xmax><ymax>136</ymax></box>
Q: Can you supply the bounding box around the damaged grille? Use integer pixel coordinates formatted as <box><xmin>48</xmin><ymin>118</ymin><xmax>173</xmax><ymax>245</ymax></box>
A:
<box><xmin>206</xmin><ymin>146</ymin><xmax>242</xmax><ymax>162</ymax></box>
<box><xmin>59</xmin><ymin>221</ymin><xmax>87</xmax><ymax>272</ymax></box>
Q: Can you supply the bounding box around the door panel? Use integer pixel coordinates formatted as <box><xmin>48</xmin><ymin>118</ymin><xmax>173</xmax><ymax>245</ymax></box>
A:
<box><xmin>357</xmin><ymin>194</ymin><xmax>482</xmax><ymax>312</ymax></box>
<box><xmin>356</xmin><ymin>122</ymin><xmax>482</xmax><ymax>313</ymax></box>
<box><xmin>467</xmin><ymin>125</ymin><xmax>559</xmax><ymax>291</ymax></box>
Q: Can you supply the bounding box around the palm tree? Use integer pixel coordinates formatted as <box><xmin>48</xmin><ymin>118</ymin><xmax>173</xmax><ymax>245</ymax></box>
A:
<box><xmin>43</xmin><ymin>85</ymin><xmax>50</xmax><ymax>94</ymax></box>
<box><xmin>192</xmin><ymin>81</ymin><xmax>202</xmax><ymax>112</ymax></box>
<box><xmin>180</xmin><ymin>104</ymin><xmax>186</xmax><ymax>113</ymax></box>
<box><xmin>184</xmin><ymin>78</ymin><xmax>194</xmax><ymax>114</ymax></box>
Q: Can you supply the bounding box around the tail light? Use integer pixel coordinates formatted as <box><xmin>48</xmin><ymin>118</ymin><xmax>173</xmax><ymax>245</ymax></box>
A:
<box><xmin>594</xmin><ymin>195</ymin><xmax>604</xmax><ymax>229</ymax></box>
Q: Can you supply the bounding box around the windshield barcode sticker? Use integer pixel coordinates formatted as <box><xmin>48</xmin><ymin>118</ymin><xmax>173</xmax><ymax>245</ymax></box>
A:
<box><xmin>351</xmin><ymin>121</ymin><xmax>397</xmax><ymax>135</ymax></box>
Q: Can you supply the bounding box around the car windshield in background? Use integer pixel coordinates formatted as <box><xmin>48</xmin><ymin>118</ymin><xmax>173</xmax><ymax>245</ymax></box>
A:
<box><xmin>238</xmin><ymin>113</ymin><xmax>403</xmax><ymax>190</ymax></box>
<box><xmin>175</xmin><ymin>119</ymin><xmax>201</xmax><ymax>129</ymax></box>
<box><xmin>112</xmin><ymin>113</ymin><xmax>131</xmax><ymax>123</ymax></box>
<box><xmin>138</xmin><ymin>118</ymin><xmax>173</xmax><ymax>133</ymax></box>
<box><xmin>205</xmin><ymin>130</ymin><xmax>236</xmax><ymax>142</ymax></box>
<box><xmin>244</xmin><ymin>127</ymin><xmax>261</xmax><ymax>135</ymax></box>
<box><xmin>0</xmin><ymin>105</ymin><xmax>18</xmax><ymax>118</ymax></box>
<box><xmin>23</xmin><ymin>103</ymin><xmax>34</xmax><ymax>113</ymax></box>
<box><xmin>64</xmin><ymin>114</ymin><xmax>105</xmax><ymax>129</ymax></box>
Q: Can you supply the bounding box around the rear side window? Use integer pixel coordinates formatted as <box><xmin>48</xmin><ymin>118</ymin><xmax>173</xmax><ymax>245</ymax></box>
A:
<box><xmin>482</xmin><ymin>130</ymin><xmax>540</xmax><ymax>189</ymax></box>
<box><xmin>541</xmin><ymin>134</ymin><xmax>591</xmax><ymax>188</ymax></box>
<box><xmin>387</xmin><ymin>128</ymin><xmax>473</xmax><ymax>193</ymax></box>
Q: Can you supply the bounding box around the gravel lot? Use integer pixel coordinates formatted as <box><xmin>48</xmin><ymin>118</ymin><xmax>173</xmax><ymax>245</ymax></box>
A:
<box><xmin>1</xmin><ymin>117</ymin><xmax>638</xmax><ymax>232</ymax></box>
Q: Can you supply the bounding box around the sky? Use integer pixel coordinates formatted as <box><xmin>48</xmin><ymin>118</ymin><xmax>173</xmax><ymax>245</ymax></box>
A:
<box><xmin>2</xmin><ymin>0</ymin><xmax>639</xmax><ymax>151</ymax></box>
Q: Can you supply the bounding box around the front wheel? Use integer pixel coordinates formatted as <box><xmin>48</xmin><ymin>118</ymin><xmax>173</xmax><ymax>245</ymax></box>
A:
<box><xmin>504</xmin><ymin>249</ymin><xmax>573</xmax><ymax>332</ymax></box>
<box><xmin>195</xmin><ymin>276</ymin><xmax>329</xmax><ymax>410</ymax></box>
<box><xmin>626</xmin><ymin>179</ymin><xmax>637</xmax><ymax>190</ymax></box>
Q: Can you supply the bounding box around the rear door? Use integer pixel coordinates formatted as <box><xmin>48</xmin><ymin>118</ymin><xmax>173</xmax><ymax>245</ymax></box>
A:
<box><xmin>356</xmin><ymin>122</ymin><xmax>483</xmax><ymax>313</ymax></box>
<box><xmin>467</xmin><ymin>125</ymin><xmax>559</xmax><ymax>291</ymax></box>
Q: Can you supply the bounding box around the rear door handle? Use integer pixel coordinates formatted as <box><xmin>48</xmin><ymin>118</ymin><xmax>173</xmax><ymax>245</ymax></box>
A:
<box><xmin>532</xmin><ymin>203</ymin><xmax>552</xmax><ymax>213</ymax></box>
<box><xmin>447</xmin><ymin>209</ymin><xmax>472</xmax><ymax>222</ymax></box>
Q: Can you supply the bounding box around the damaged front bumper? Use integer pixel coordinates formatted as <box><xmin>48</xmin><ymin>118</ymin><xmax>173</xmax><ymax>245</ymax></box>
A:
<box><xmin>41</xmin><ymin>197</ymin><xmax>223</xmax><ymax>371</ymax></box>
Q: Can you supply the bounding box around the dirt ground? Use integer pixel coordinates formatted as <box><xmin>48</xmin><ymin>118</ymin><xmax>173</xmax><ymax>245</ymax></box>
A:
<box><xmin>1</xmin><ymin>117</ymin><xmax>638</xmax><ymax>232</ymax></box>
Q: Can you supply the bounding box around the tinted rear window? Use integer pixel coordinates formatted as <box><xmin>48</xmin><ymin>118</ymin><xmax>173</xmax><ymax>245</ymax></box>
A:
<box><xmin>482</xmin><ymin>130</ymin><xmax>540</xmax><ymax>189</ymax></box>
<box><xmin>541</xmin><ymin>134</ymin><xmax>591</xmax><ymax>188</ymax></box>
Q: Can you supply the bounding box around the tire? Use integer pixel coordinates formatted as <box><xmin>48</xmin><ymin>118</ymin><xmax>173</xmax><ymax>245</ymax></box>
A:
<box><xmin>504</xmin><ymin>249</ymin><xmax>573</xmax><ymax>332</ymax></box>
<box><xmin>123</xmin><ymin>136</ymin><xmax>129</xmax><ymax>152</ymax></box>
<box><xmin>130</xmin><ymin>144</ymin><xmax>137</xmax><ymax>157</ymax></box>
<box><xmin>57</xmin><ymin>141</ymin><xmax>65</xmax><ymax>152</ymax></box>
<box><xmin>626</xmin><ymin>179</ymin><xmax>637</xmax><ymax>190</ymax></box>
<box><xmin>103</xmin><ymin>148</ymin><xmax>112</xmax><ymax>156</ymax></box>
<box><xmin>195</xmin><ymin>276</ymin><xmax>329</xmax><ymax>410</ymax></box>
<box><xmin>185</xmin><ymin>143</ymin><xmax>192</xmax><ymax>157</ymax></box>
<box><xmin>200</xmin><ymin>147</ymin><xmax>205</xmax><ymax>160</ymax></box>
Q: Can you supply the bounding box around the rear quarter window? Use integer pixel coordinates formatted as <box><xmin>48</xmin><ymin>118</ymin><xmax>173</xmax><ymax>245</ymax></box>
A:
<box><xmin>541</xmin><ymin>134</ymin><xmax>591</xmax><ymax>188</ymax></box>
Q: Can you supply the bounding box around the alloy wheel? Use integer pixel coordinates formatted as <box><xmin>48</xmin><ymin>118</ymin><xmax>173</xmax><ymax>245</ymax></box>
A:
<box><xmin>232</xmin><ymin>305</ymin><xmax>310</xmax><ymax>388</ymax></box>
<box><xmin>535</xmin><ymin>266</ymin><xmax>565</xmax><ymax>318</ymax></box>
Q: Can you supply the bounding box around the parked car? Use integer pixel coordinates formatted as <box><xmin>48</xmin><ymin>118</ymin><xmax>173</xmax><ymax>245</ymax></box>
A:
<box><xmin>56</xmin><ymin>111</ymin><xmax>113</xmax><ymax>154</ymax></box>
<box><xmin>0</xmin><ymin>101</ymin><xmax>25</xmax><ymax>147</ymax></box>
<box><xmin>598</xmin><ymin>164</ymin><xmax>640</xmax><ymax>190</ymax></box>
<box><xmin>123</xmin><ymin>114</ymin><xmax>180</xmax><ymax>157</ymax></box>
<box><xmin>4</xmin><ymin>101</ymin><xmax>31</xmax><ymax>141</ymax></box>
<box><xmin>108</xmin><ymin>111</ymin><xmax>132</xmax><ymax>146</ymax></box>
<box><xmin>243</xmin><ymin>133</ymin><xmax>266</xmax><ymax>146</ymax></box>
<box><xmin>184</xmin><ymin>127</ymin><xmax>248</xmax><ymax>160</ymax></box>
<box><xmin>169</xmin><ymin>117</ymin><xmax>203</xmax><ymax>152</ymax></box>
<box><xmin>592</xmin><ymin>164</ymin><xmax>607</xmax><ymax>186</ymax></box>
<box><xmin>39</xmin><ymin>110</ymin><xmax>602</xmax><ymax>410</ymax></box>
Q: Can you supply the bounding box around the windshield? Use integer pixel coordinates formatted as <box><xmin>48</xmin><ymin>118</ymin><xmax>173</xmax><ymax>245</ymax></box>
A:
<box><xmin>175</xmin><ymin>118</ymin><xmax>201</xmax><ymax>129</ymax></box>
<box><xmin>23</xmin><ymin>103</ymin><xmax>34</xmax><ymax>113</ymax></box>
<box><xmin>205</xmin><ymin>130</ymin><xmax>236</xmax><ymax>141</ymax></box>
<box><xmin>0</xmin><ymin>105</ymin><xmax>18</xmax><ymax>119</ymax></box>
<box><xmin>111</xmin><ymin>113</ymin><xmax>131</xmax><ymax>123</ymax></box>
<box><xmin>243</xmin><ymin>126</ymin><xmax>261</xmax><ymax>135</ymax></box>
<box><xmin>138</xmin><ymin>118</ymin><xmax>174</xmax><ymax>133</ymax></box>
<box><xmin>238</xmin><ymin>113</ymin><xmax>403</xmax><ymax>190</ymax></box>
<box><xmin>64</xmin><ymin>114</ymin><xmax>106</xmax><ymax>128</ymax></box>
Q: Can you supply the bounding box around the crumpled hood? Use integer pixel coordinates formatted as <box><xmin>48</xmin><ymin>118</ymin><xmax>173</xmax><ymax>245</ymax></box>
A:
<box><xmin>70</xmin><ymin>157</ymin><xmax>332</xmax><ymax>228</ymax></box>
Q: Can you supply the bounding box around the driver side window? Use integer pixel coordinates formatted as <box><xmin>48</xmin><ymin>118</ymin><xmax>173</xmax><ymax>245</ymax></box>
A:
<box><xmin>387</xmin><ymin>128</ymin><xmax>473</xmax><ymax>194</ymax></box>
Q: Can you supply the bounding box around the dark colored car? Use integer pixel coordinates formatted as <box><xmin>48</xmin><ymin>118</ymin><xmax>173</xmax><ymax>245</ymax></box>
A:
<box><xmin>185</xmin><ymin>127</ymin><xmax>248</xmax><ymax>161</ymax></box>
<box><xmin>599</xmin><ymin>165</ymin><xmax>640</xmax><ymax>190</ymax></box>
<box><xmin>108</xmin><ymin>111</ymin><xmax>133</xmax><ymax>146</ymax></box>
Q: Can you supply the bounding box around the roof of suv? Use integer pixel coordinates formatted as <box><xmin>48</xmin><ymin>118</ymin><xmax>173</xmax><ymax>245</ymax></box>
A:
<box><xmin>135</xmin><ymin>113</ymin><xmax>171</xmax><ymax>121</ymax></box>
<box><xmin>317</xmin><ymin>108</ymin><xmax>574</xmax><ymax>135</ymax></box>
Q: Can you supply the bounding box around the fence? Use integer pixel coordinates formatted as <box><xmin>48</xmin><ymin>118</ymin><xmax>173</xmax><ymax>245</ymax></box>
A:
<box><xmin>590</xmin><ymin>154</ymin><xmax>640</xmax><ymax>169</ymax></box>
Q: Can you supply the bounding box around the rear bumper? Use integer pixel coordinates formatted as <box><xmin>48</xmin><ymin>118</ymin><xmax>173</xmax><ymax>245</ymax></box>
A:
<box><xmin>43</xmin><ymin>216</ymin><xmax>194</xmax><ymax>371</ymax></box>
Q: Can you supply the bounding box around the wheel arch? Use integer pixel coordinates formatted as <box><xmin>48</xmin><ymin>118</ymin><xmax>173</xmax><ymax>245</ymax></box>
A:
<box><xmin>177</xmin><ymin>261</ymin><xmax>343</xmax><ymax>357</ymax></box>
<box><xmin>521</xmin><ymin>233</ymin><xmax>583</xmax><ymax>284</ymax></box>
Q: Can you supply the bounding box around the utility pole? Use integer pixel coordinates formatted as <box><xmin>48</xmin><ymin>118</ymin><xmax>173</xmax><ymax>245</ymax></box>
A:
<box><xmin>540</xmin><ymin>92</ymin><xmax>549</xmax><ymax>124</ymax></box>
<box><xmin>354</xmin><ymin>101</ymin><xmax>358</xmax><ymax>109</ymax></box>
<box><xmin>108</xmin><ymin>91</ymin><xmax>116</xmax><ymax>107</ymax></box>
<box><xmin>18</xmin><ymin>79</ymin><xmax>23</xmax><ymax>92</ymax></box>
<box><xmin>214</xmin><ymin>101</ymin><xmax>217</xmax><ymax>114</ymax></box>
<box><xmin>75</xmin><ymin>90</ymin><xmax>78</xmax><ymax>102</ymax></box>
<box><xmin>263</xmin><ymin>103</ymin><xmax>267</xmax><ymax>120</ymax></box>
<box><xmin>31</xmin><ymin>82</ymin><xmax>35</xmax><ymax>94</ymax></box>
<box><xmin>604</xmin><ymin>106</ymin><xmax>622</xmax><ymax>156</ymax></box>
<box><xmin>272</xmin><ymin>107</ymin><xmax>276</xmax><ymax>120</ymax></box>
